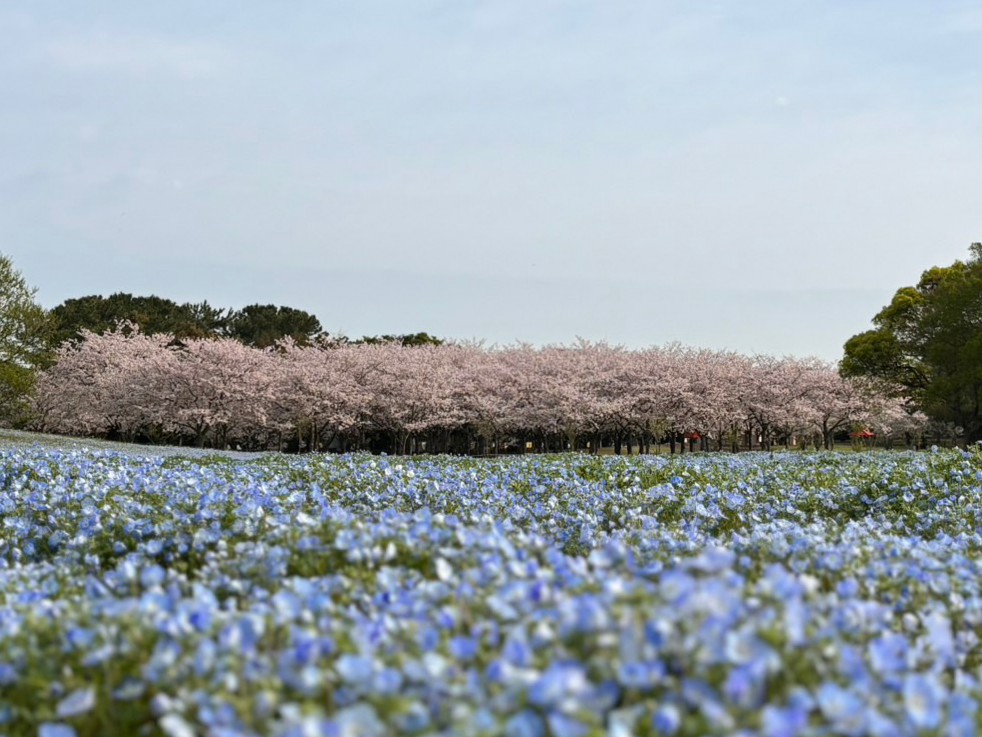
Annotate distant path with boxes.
[0,429,271,461]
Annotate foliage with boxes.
[50,294,230,344]
[49,292,451,355]
[1,447,982,735]
[51,295,329,350]
[842,243,982,441]
[225,304,323,348]
[356,332,444,347]
[0,254,53,426]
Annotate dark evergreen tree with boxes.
[51,293,227,344]
[226,304,323,348]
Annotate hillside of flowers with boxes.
[2,446,981,736]
[34,328,921,454]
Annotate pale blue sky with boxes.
[2,2,981,358]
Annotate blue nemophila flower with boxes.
[372,666,403,694]
[817,682,867,736]
[55,687,96,718]
[546,712,589,737]
[39,724,77,737]
[502,635,533,667]
[335,654,375,687]
[723,663,769,709]
[113,678,145,701]
[865,709,902,737]
[947,692,978,737]
[921,609,955,666]
[868,633,909,676]
[281,715,338,737]
[504,710,545,737]
[617,660,665,690]
[392,701,430,732]
[0,661,17,685]
[903,672,946,730]
[448,635,479,661]
[760,703,808,737]
[8,448,982,734]
[651,703,681,735]
[528,662,591,711]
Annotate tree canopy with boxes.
[842,243,982,441]
[51,293,230,344]
[225,304,323,348]
[356,332,444,347]
[49,292,451,352]
[0,254,53,425]
[50,295,331,349]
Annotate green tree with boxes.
[183,300,233,339]
[51,293,229,344]
[226,304,323,348]
[0,254,53,425]
[357,332,444,347]
[842,243,982,441]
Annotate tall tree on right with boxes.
[841,243,982,441]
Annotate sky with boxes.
[2,1,981,360]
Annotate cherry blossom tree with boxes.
[35,325,176,440]
[34,329,898,454]
[274,340,376,452]
[797,361,871,449]
[164,337,278,448]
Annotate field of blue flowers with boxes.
[1,446,981,737]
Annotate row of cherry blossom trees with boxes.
[33,327,925,454]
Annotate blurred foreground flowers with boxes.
[1,447,982,736]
